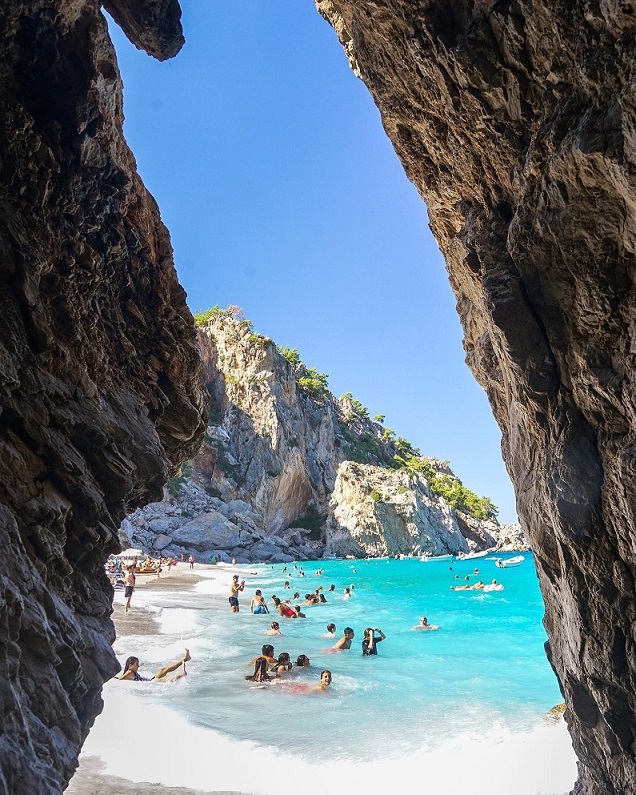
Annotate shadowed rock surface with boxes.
[0,1,205,792]
[314,1,636,793]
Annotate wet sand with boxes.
[66,563,250,795]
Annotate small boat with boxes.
[420,554,454,562]
[457,550,489,561]
[494,555,525,568]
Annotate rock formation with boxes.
[314,1,636,793]
[120,313,517,562]
[0,2,205,792]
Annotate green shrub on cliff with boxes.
[393,454,498,520]
[167,461,193,497]
[277,345,301,366]
[297,367,329,396]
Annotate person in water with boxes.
[266,621,282,635]
[251,644,277,667]
[123,565,136,613]
[250,589,269,614]
[229,575,245,613]
[412,617,440,631]
[312,670,332,691]
[323,622,336,638]
[361,627,386,655]
[333,627,355,650]
[295,654,311,668]
[273,597,296,618]
[119,649,191,682]
[245,656,272,683]
[294,605,306,618]
[271,652,293,675]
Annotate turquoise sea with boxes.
[81,554,577,795]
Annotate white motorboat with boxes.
[457,550,489,561]
[494,555,525,568]
[420,554,454,562]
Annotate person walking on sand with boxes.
[118,649,191,682]
[229,574,245,613]
[188,554,194,570]
[123,565,136,613]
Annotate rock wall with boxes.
[314,1,636,792]
[0,2,206,792]
[121,314,517,563]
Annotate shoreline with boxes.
[68,563,250,795]
[66,558,574,795]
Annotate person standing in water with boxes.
[362,627,386,655]
[123,565,136,613]
[333,627,355,650]
[250,589,269,614]
[229,574,245,613]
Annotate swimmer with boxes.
[328,584,335,592]
[266,621,282,635]
[295,654,311,668]
[294,605,306,618]
[343,587,351,599]
[250,589,269,614]
[245,656,272,683]
[323,623,336,638]
[284,581,290,589]
[318,593,327,603]
[251,644,277,666]
[412,617,440,631]
[118,649,191,682]
[312,670,332,691]
[333,627,355,650]
[274,597,296,618]
[271,652,293,675]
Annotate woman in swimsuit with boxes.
[245,656,272,683]
[270,652,293,676]
[118,649,191,682]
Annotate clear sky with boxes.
[107,1,518,524]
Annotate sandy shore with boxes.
[66,563,249,795]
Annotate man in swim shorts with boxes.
[123,565,135,613]
[229,574,245,613]
[250,589,269,614]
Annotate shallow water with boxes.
[82,555,577,794]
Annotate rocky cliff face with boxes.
[0,2,205,792]
[314,2,636,792]
[121,313,518,562]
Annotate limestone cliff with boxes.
[0,2,206,792]
[122,312,518,562]
[314,2,636,793]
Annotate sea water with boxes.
[81,554,577,794]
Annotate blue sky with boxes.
[107,1,518,524]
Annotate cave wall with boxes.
[0,1,205,792]
[314,2,636,793]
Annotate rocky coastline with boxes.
[120,313,526,564]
